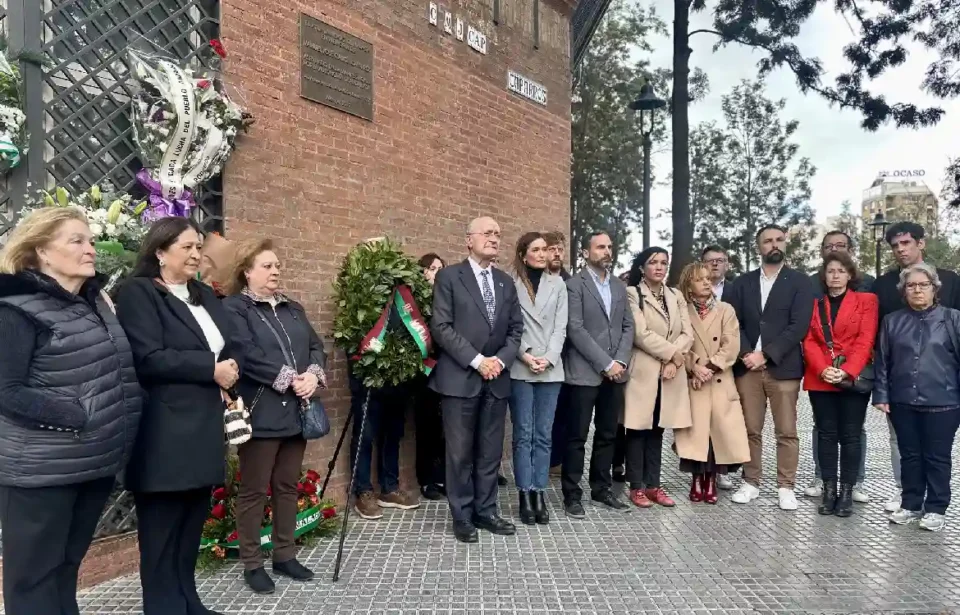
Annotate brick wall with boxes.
[220,1,573,498]
[28,0,574,590]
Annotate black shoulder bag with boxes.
[818,299,874,395]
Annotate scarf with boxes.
[691,296,716,319]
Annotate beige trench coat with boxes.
[674,302,750,464]
[623,284,693,431]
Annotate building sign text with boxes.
[428,3,487,55]
[879,169,926,178]
[299,14,374,122]
[508,71,547,106]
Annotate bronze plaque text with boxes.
[299,14,374,121]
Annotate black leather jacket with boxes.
[874,305,960,407]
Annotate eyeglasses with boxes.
[824,243,849,251]
[906,281,933,291]
[704,258,727,265]
[470,230,501,239]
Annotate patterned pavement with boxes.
[77,394,960,614]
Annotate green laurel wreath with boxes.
[331,238,433,389]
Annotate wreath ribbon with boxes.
[352,284,436,375]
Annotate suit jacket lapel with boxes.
[535,275,560,318]
[459,261,491,324]
[157,282,209,349]
[832,292,854,337]
[640,283,668,322]
[688,303,710,349]
[492,269,505,322]
[516,277,543,325]
[760,268,786,316]
[581,268,610,321]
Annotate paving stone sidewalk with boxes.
[77,395,960,614]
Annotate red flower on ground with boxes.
[310,494,319,506]
[266,485,272,497]
[209,39,227,58]
[210,503,227,520]
[305,469,320,482]
[212,487,227,501]
[197,79,211,89]
[302,481,317,496]
[322,507,336,519]
[296,482,305,494]
[227,530,238,542]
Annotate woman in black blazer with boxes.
[115,217,241,615]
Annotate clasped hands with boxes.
[741,351,767,371]
[214,359,239,390]
[292,372,321,399]
[820,366,848,386]
[478,357,503,380]
[522,353,550,375]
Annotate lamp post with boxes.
[869,211,889,280]
[629,83,666,250]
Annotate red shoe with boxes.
[629,488,653,508]
[645,487,676,507]
[689,474,704,502]
[703,473,718,504]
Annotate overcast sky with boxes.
[629,1,960,256]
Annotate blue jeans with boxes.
[889,405,960,515]
[510,380,562,491]
[349,373,405,495]
[812,425,867,482]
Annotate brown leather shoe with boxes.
[355,491,383,519]
[378,490,420,510]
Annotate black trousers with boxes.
[809,390,869,484]
[0,477,114,615]
[561,380,624,503]
[549,383,571,468]
[441,383,508,522]
[890,404,960,515]
[625,385,664,489]
[613,424,626,470]
[135,488,212,615]
[414,382,446,486]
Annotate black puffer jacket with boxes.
[0,271,143,488]
[874,305,960,407]
[223,292,327,438]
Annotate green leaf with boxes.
[55,186,69,207]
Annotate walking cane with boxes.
[316,404,354,502]
[331,388,371,582]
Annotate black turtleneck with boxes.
[527,265,544,296]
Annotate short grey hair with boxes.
[897,262,941,296]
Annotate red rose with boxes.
[305,469,320,482]
[227,530,238,542]
[209,39,227,59]
[234,470,242,482]
[296,482,305,494]
[303,481,317,496]
[210,503,227,520]
[266,485,272,497]
[310,495,319,505]
[197,79,211,89]
[322,507,336,519]
[212,487,227,501]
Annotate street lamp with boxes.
[869,211,889,279]
[629,82,666,250]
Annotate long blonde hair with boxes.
[0,207,89,274]
[226,238,275,295]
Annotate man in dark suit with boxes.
[561,231,635,518]
[702,244,736,303]
[429,216,523,543]
[728,224,813,511]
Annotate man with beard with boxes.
[561,231,635,518]
[544,231,571,281]
[728,225,813,510]
[544,232,572,476]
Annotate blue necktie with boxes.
[480,270,496,325]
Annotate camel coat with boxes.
[674,302,750,464]
[623,283,693,431]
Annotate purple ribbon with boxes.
[136,169,196,222]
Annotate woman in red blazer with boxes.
[802,251,878,518]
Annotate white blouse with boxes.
[166,283,226,360]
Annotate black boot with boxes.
[835,482,854,517]
[818,479,838,515]
[533,490,550,525]
[518,490,536,525]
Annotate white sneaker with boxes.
[889,508,922,525]
[717,474,734,490]
[884,493,902,512]
[731,483,760,504]
[852,483,870,504]
[920,513,946,532]
[778,488,798,511]
[803,479,822,498]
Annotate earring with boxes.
[159,259,165,267]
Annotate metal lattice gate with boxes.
[4,0,224,538]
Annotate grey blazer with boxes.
[510,273,568,383]
[563,268,635,386]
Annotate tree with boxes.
[690,79,816,274]
[666,0,951,282]
[571,0,666,268]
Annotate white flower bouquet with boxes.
[0,52,27,174]
[127,37,253,218]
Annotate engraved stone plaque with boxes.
[299,14,374,121]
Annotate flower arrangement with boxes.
[21,184,151,290]
[331,238,435,389]
[128,39,253,220]
[198,458,339,572]
[0,46,28,174]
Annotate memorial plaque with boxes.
[299,14,374,121]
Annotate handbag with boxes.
[222,388,255,446]
[254,307,330,440]
[817,299,874,395]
